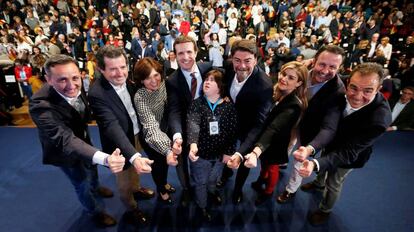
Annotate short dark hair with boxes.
[44,54,78,76]
[231,39,257,57]
[133,57,164,88]
[96,45,128,70]
[204,69,226,98]
[173,35,198,53]
[349,62,384,85]
[314,45,345,64]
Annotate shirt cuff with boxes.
[234,152,244,162]
[129,152,142,164]
[173,133,182,142]
[93,151,109,166]
[392,126,397,131]
[312,159,320,172]
[306,145,316,156]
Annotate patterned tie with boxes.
[190,72,197,100]
[72,96,85,117]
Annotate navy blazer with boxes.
[88,77,138,162]
[165,62,213,140]
[256,92,302,164]
[300,75,345,151]
[29,84,96,167]
[317,93,392,172]
[131,38,143,60]
[389,99,414,130]
[224,65,273,155]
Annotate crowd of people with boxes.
[0,0,414,229]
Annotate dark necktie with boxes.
[190,72,197,100]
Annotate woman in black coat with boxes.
[243,61,309,205]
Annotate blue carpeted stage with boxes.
[0,126,413,232]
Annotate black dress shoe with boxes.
[164,183,176,193]
[308,209,330,226]
[208,191,222,205]
[134,187,155,199]
[92,212,117,227]
[232,191,243,204]
[158,192,173,204]
[96,186,114,198]
[255,192,272,206]
[276,190,296,204]
[124,209,148,225]
[301,182,325,192]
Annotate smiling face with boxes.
[142,68,162,92]
[277,68,303,95]
[99,55,128,86]
[311,51,343,85]
[346,71,380,108]
[232,50,257,81]
[47,62,82,98]
[174,42,197,72]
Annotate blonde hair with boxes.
[273,61,309,111]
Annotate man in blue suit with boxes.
[224,39,273,204]
[165,35,212,207]
[88,46,155,225]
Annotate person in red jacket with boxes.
[14,59,33,99]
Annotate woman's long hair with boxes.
[273,61,309,111]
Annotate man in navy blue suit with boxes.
[276,45,346,204]
[298,62,392,225]
[224,39,273,204]
[165,35,213,207]
[88,45,155,225]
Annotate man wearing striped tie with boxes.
[165,35,213,207]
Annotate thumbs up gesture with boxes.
[108,148,126,173]
[298,159,314,177]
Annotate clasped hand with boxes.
[293,146,312,162]
[188,143,199,162]
[298,159,314,177]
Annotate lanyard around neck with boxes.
[205,95,221,115]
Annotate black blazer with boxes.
[256,92,302,164]
[224,65,273,155]
[389,99,414,130]
[29,84,96,167]
[88,77,138,163]
[317,93,392,172]
[165,62,213,140]
[300,75,345,151]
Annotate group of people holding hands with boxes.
[29,35,392,228]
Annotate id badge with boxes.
[209,121,219,135]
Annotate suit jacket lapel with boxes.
[178,69,193,103]
[101,77,129,114]
[236,66,259,102]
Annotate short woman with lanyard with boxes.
[187,69,238,221]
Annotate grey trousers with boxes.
[313,167,353,212]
